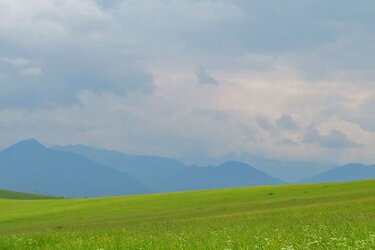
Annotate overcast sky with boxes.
[0,0,374,165]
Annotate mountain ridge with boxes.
[0,139,149,198]
[54,144,285,192]
[299,163,375,183]
[2,139,373,198]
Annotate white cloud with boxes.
[21,67,43,76]
[1,57,30,67]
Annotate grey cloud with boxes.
[193,109,228,120]
[0,28,154,108]
[236,0,374,49]
[196,66,218,85]
[1,57,30,67]
[0,0,374,164]
[96,0,122,9]
[0,1,154,109]
[0,54,154,109]
[182,1,375,81]
[278,138,298,146]
[20,66,43,76]
[1,0,374,111]
[239,125,258,142]
[256,115,277,134]
[276,114,298,131]
[362,97,375,114]
[303,126,357,148]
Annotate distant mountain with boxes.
[52,144,186,191]
[0,139,148,198]
[240,155,336,183]
[170,161,285,191]
[54,145,285,192]
[299,163,375,183]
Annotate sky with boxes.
[0,0,374,166]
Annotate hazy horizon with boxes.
[1,138,372,183]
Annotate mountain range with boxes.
[299,163,375,183]
[0,139,284,197]
[0,139,147,197]
[53,145,285,192]
[0,139,374,197]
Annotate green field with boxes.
[0,190,57,200]
[0,181,374,249]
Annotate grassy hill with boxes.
[0,180,374,249]
[0,189,58,200]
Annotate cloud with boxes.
[196,66,218,85]
[256,116,277,135]
[2,57,30,67]
[0,0,154,109]
[303,126,358,148]
[0,0,374,166]
[278,138,298,146]
[193,108,228,120]
[20,66,43,76]
[356,96,375,132]
[276,114,298,131]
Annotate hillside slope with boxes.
[0,180,374,249]
[0,189,57,200]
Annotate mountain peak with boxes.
[299,163,375,183]
[20,138,41,144]
[219,161,251,168]
[5,139,47,153]
[342,163,368,168]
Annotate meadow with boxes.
[0,190,56,200]
[0,180,374,249]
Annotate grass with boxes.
[0,189,58,200]
[0,180,374,249]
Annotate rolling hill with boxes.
[0,180,374,249]
[0,189,58,200]
[54,144,285,192]
[0,139,148,197]
[300,163,375,183]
